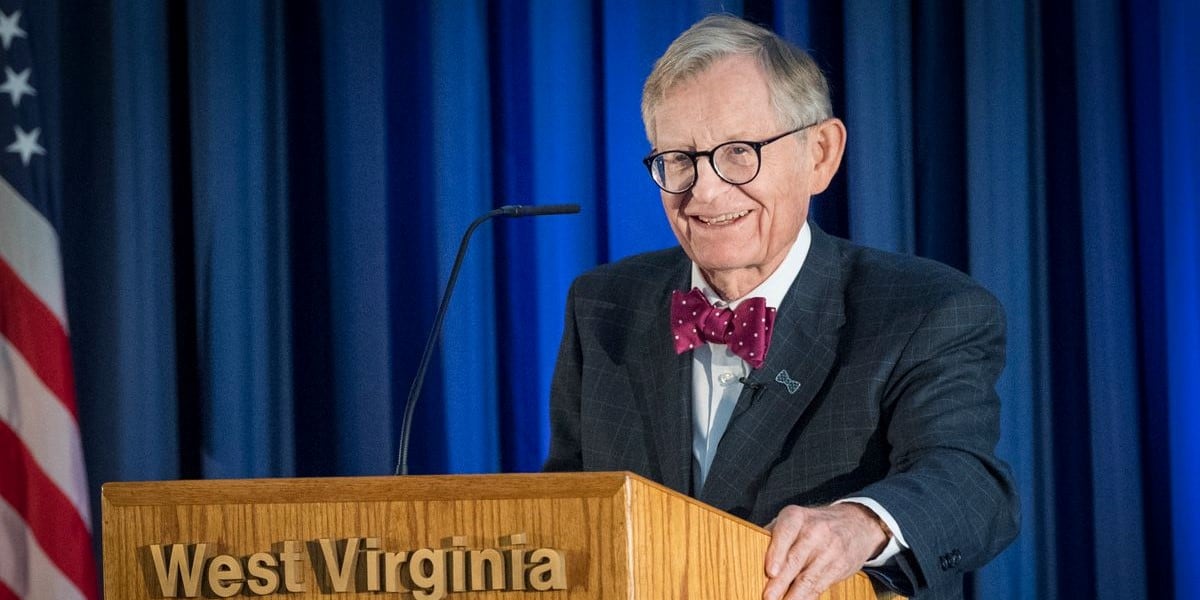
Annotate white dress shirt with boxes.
[688,223,908,566]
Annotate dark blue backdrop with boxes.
[26,1,1199,598]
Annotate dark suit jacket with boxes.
[544,223,1019,599]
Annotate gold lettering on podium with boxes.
[144,533,567,598]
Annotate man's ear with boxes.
[807,118,847,195]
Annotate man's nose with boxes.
[689,156,727,202]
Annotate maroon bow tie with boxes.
[670,288,777,369]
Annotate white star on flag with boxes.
[0,66,35,107]
[7,124,44,165]
[0,10,25,50]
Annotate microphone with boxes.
[498,204,580,217]
[394,203,581,475]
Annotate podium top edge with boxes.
[101,471,646,507]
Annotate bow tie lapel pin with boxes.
[775,369,801,394]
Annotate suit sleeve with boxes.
[542,279,583,472]
[856,284,1020,595]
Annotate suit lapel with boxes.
[699,224,847,509]
[631,258,693,496]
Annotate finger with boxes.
[780,571,825,600]
[764,506,807,577]
[763,535,817,600]
[780,548,840,600]
[764,557,816,600]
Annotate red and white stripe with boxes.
[0,178,98,600]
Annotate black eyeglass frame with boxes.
[641,120,822,194]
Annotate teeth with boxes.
[698,210,749,225]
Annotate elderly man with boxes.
[543,14,1018,600]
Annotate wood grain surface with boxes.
[102,472,899,600]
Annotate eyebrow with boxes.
[654,132,767,151]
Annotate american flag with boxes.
[0,4,100,600]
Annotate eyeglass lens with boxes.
[650,141,760,193]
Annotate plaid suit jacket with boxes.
[544,223,1019,599]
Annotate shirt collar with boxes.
[689,221,813,309]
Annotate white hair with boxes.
[641,14,833,142]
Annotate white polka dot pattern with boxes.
[669,288,777,368]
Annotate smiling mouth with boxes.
[695,210,750,225]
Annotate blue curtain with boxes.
[29,0,1198,598]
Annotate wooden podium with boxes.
[102,472,897,599]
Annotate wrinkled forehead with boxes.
[651,56,781,148]
[646,54,796,144]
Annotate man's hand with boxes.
[762,503,888,600]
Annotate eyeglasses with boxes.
[642,121,820,194]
